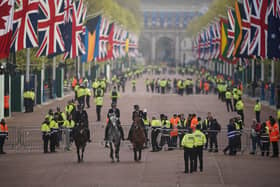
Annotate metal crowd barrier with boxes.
[4,124,251,153]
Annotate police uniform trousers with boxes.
[151,128,160,151]
[237,110,244,122]
[261,142,270,156]
[50,132,56,152]
[86,95,90,108]
[255,111,260,123]
[184,147,194,173]
[223,137,236,155]
[226,99,233,112]
[96,105,102,121]
[272,142,279,157]
[42,134,49,153]
[194,146,203,172]
[78,96,85,106]
[209,133,218,152]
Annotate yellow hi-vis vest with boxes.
[254,103,261,112]
[181,133,195,148]
[193,130,206,146]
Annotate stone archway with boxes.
[155,36,175,63]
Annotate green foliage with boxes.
[186,0,235,36]
[85,0,141,33]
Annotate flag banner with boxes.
[220,18,229,61]
[37,0,65,57]
[227,8,236,59]
[239,0,251,57]
[249,0,269,58]
[0,0,14,59]
[82,15,101,63]
[11,0,39,52]
[267,0,280,59]
[233,0,243,56]
[215,21,221,59]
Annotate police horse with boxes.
[130,113,146,162]
[107,113,122,162]
[73,122,89,163]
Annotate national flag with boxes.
[106,23,114,60]
[97,17,110,62]
[82,15,101,63]
[209,24,216,59]
[239,0,251,57]
[233,0,243,56]
[267,0,280,59]
[220,18,229,60]
[10,0,39,52]
[215,21,221,59]
[0,0,14,59]
[65,0,86,59]
[36,0,65,57]
[227,8,236,58]
[249,0,269,58]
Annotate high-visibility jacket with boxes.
[92,81,99,89]
[204,82,209,91]
[131,80,136,86]
[162,120,171,128]
[77,87,86,98]
[225,91,232,99]
[159,80,167,87]
[193,130,206,146]
[63,120,75,129]
[170,117,179,126]
[190,117,198,130]
[65,104,74,116]
[145,79,150,85]
[181,133,195,148]
[143,118,150,126]
[49,120,59,133]
[4,95,9,109]
[85,88,91,96]
[269,123,279,142]
[151,120,161,127]
[41,123,50,134]
[95,97,103,106]
[277,109,280,120]
[236,100,244,111]
[0,123,8,137]
[72,78,77,88]
[254,103,261,112]
[110,90,119,99]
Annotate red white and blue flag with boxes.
[36,0,65,57]
[227,8,236,59]
[249,0,269,58]
[0,0,14,59]
[239,0,251,57]
[10,0,39,52]
[63,0,86,59]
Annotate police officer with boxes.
[77,84,86,106]
[75,105,91,142]
[95,86,104,122]
[193,124,206,172]
[49,115,59,152]
[236,97,244,122]
[104,102,124,142]
[181,128,195,174]
[110,86,119,104]
[63,115,75,151]
[234,116,243,152]
[151,116,162,152]
[142,109,150,147]
[223,118,237,155]
[225,88,233,112]
[65,100,76,119]
[0,119,8,154]
[41,117,50,153]
[131,78,136,92]
[85,86,91,108]
[254,99,262,123]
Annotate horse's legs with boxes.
[115,144,120,162]
[110,143,114,162]
[81,146,85,162]
[77,147,80,163]
[133,148,137,161]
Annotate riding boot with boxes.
[87,129,91,142]
[104,125,109,141]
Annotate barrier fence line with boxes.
[5,124,252,153]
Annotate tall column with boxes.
[175,35,180,63]
[151,35,156,63]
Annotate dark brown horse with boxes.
[130,114,146,162]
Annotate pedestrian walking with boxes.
[193,124,206,172]
[223,118,237,155]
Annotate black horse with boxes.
[107,113,122,163]
[130,114,146,162]
[73,123,89,163]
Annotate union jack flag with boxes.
[36,0,65,57]
[215,21,221,59]
[239,0,251,57]
[249,0,269,58]
[227,8,235,59]
[97,17,110,61]
[10,0,39,52]
[64,0,86,59]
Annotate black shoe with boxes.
[214,150,218,153]
[184,171,188,174]
[88,139,92,143]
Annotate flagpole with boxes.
[26,48,30,89]
[52,56,56,98]
[88,61,91,80]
